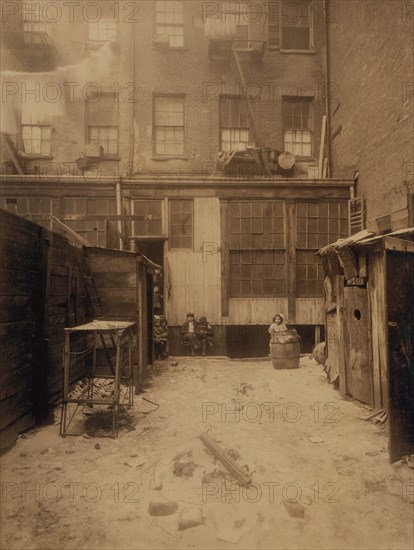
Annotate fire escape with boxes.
[1,17,59,175]
[205,17,294,177]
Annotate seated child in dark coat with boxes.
[195,316,215,356]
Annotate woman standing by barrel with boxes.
[268,313,301,369]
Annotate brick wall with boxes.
[1,0,328,178]
[327,0,414,227]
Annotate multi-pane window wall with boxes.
[296,202,348,297]
[229,201,286,297]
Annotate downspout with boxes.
[323,0,331,178]
[128,17,136,172]
[116,178,123,250]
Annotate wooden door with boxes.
[343,286,373,405]
[387,250,414,462]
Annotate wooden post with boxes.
[285,201,296,322]
[136,262,144,390]
[315,325,321,346]
[336,275,347,396]
[318,115,327,178]
[220,200,230,317]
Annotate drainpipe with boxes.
[116,178,123,250]
[323,0,331,178]
[128,14,136,173]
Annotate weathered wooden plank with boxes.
[336,276,347,396]
[0,412,36,451]
[295,299,325,325]
[220,200,230,318]
[227,298,288,325]
[285,201,296,322]
[93,272,136,288]
[368,253,386,409]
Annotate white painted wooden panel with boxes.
[227,298,289,324]
[166,198,221,325]
[296,298,324,324]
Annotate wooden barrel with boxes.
[270,330,301,370]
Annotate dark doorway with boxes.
[387,250,414,462]
[136,239,165,315]
[146,273,154,366]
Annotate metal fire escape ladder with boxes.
[232,48,271,177]
[1,134,24,174]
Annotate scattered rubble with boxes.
[148,499,179,517]
[283,500,305,519]
[178,506,204,530]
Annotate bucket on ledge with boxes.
[270,330,301,370]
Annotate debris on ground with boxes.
[148,499,179,517]
[308,436,325,444]
[178,506,204,530]
[199,432,252,487]
[235,383,254,396]
[216,526,245,544]
[283,500,305,519]
[311,342,327,365]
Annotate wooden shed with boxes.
[0,209,155,449]
[85,247,158,385]
[318,228,414,462]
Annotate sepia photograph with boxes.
[0,0,413,548]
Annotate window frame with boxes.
[133,200,164,237]
[154,0,185,48]
[228,200,287,298]
[269,0,314,53]
[85,93,119,157]
[282,96,313,159]
[219,94,251,152]
[21,124,52,157]
[168,198,193,250]
[153,94,185,158]
[88,18,117,43]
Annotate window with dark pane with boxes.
[283,97,312,157]
[87,93,119,155]
[281,0,311,50]
[154,96,184,156]
[168,199,193,249]
[229,201,286,297]
[155,0,184,47]
[134,200,163,236]
[219,95,250,151]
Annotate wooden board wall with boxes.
[0,209,89,449]
[166,197,221,325]
[368,252,388,410]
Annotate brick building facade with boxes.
[327,0,414,230]
[0,0,355,355]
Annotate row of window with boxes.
[2,196,345,297]
[135,199,347,297]
[22,95,313,158]
[23,0,313,52]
